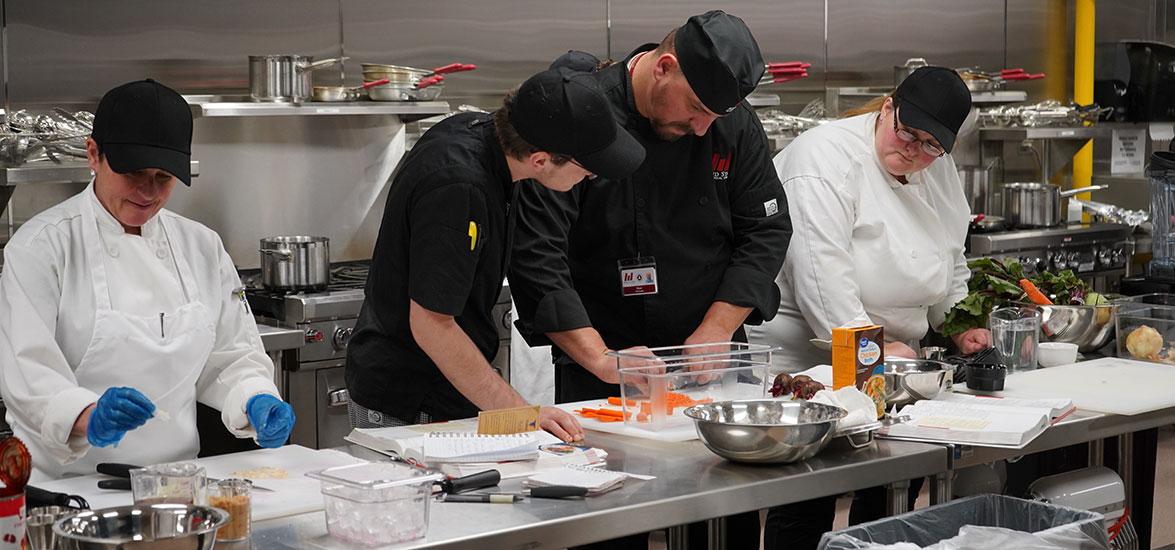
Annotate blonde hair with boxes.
[840,94,892,118]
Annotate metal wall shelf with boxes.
[0,161,201,186]
[184,95,449,122]
[980,126,1107,140]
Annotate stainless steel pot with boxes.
[259,236,330,290]
[249,55,347,103]
[893,57,928,86]
[1002,183,1108,228]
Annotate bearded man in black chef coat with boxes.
[509,11,791,550]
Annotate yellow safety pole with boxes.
[1074,0,1095,209]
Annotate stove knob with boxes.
[1096,248,1112,267]
[328,388,350,408]
[305,328,324,343]
[1051,253,1067,270]
[1067,252,1082,271]
[332,327,353,351]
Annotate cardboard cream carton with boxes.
[832,325,887,417]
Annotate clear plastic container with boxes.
[129,462,206,506]
[612,343,774,432]
[1114,295,1175,363]
[1147,151,1175,281]
[306,461,443,546]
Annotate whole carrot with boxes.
[1019,279,1053,305]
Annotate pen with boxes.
[443,493,521,504]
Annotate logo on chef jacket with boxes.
[711,152,732,182]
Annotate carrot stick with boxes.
[1019,279,1053,305]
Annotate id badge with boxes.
[618,256,658,296]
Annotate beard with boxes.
[648,86,692,141]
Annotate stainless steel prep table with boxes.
[239,434,948,549]
[927,405,1175,510]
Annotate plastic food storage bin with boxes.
[1113,294,1175,363]
[306,461,444,546]
[612,343,775,432]
[818,494,1109,550]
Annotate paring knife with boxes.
[96,462,276,493]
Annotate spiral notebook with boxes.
[420,432,541,463]
[523,464,627,495]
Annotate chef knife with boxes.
[96,462,275,493]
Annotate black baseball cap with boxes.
[675,10,765,115]
[91,79,193,185]
[894,67,972,154]
[510,67,645,180]
[549,50,602,73]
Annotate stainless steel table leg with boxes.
[707,517,726,550]
[1088,437,1104,467]
[1118,432,1134,512]
[886,478,912,515]
[930,471,953,505]
[666,525,689,550]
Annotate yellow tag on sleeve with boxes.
[468,221,478,251]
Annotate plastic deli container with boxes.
[612,343,775,432]
[307,461,444,546]
[1114,294,1175,364]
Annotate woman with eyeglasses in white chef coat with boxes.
[752,67,993,550]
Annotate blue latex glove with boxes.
[87,387,156,447]
[246,394,295,448]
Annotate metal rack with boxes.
[184,95,450,123]
[0,161,201,186]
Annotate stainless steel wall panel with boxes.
[5,0,339,108]
[340,0,607,109]
[826,0,1005,90]
[608,0,826,113]
[1004,0,1060,102]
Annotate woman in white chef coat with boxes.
[749,66,991,371]
[0,79,295,480]
[754,67,992,550]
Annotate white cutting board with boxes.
[555,399,698,442]
[995,357,1175,415]
[34,445,365,520]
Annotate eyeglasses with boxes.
[892,108,946,158]
[569,158,598,180]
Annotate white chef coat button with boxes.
[910,250,917,258]
[108,247,119,258]
[155,248,168,259]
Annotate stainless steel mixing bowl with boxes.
[683,400,846,464]
[882,359,955,410]
[53,504,229,550]
[1032,302,1117,353]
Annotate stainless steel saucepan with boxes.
[259,236,330,291]
[1002,183,1108,228]
[249,55,348,103]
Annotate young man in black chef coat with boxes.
[510,10,791,549]
[344,68,644,442]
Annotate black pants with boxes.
[557,363,762,550]
[762,479,924,550]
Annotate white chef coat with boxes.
[0,183,280,478]
[746,113,971,370]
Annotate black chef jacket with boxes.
[346,112,512,422]
[509,46,792,403]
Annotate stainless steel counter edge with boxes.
[257,322,306,352]
[244,438,948,549]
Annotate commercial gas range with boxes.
[967,223,1135,292]
[244,262,513,450]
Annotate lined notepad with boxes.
[524,464,627,495]
[421,432,540,463]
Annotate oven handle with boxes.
[328,388,350,408]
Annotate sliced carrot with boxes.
[607,397,638,407]
[1019,279,1053,305]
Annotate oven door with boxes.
[284,357,350,449]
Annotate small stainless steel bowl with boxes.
[54,503,228,550]
[882,359,955,410]
[683,400,846,464]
